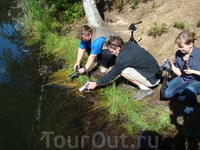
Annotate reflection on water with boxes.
[0,1,95,150]
[0,0,23,83]
[0,1,141,150]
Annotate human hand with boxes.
[78,68,85,74]
[74,63,80,70]
[87,81,97,90]
[184,69,194,74]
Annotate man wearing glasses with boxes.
[87,36,161,100]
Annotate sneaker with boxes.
[100,66,108,73]
[127,85,136,89]
[178,95,186,101]
[132,89,153,100]
[184,106,194,114]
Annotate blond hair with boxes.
[175,30,197,45]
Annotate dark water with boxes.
[0,1,87,150]
[0,1,110,150]
[0,1,152,150]
[0,1,21,83]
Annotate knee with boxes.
[185,86,195,92]
[185,86,198,96]
[164,89,173,99]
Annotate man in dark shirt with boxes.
[87,36,161,100]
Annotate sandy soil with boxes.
[103,0,200,64]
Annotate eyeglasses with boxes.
[110,44,119,47]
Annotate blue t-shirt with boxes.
[79,37,105,55]
[175,46,200,84]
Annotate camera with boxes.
[79,80,91,92]
[160,59,172,72]
[79,81,90,92]
[68,66,79,80]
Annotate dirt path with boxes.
[103,0,200,65]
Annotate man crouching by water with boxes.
[87,36,161,100]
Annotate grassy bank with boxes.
[18,0,176,136]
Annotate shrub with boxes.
[47,0,85,23]
[173,21,186,30]
[129,0,142,8]
[115,0,124,11]
[148,22,169,37]
[129,0,153,9]
[197,19,200,27]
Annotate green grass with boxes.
[197,19,200,27]
[173,21,186,30]
[18,0,177,137]
[97,83,176,135]
[129,0,142,9]
[115,0,124,11]
[148,22,169,37]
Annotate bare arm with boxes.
[74,48,85,70]
[85,54,97,69]
[78,54,97,74]
[184,69,200,76]
[171,63,182,76]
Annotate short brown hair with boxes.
[105,36,125,50]
[78,25,93,40]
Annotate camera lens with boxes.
[69,71,79,79]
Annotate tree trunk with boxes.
[82,0,104,27]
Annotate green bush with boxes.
[197,19,200,27]
[129,0,142,8]
[115,0,124,11]
[114,0,153,10]
[148,22,169,37]
[46,0,85,23]
[129,0,153,9]
[60,2,85,23]
[173,21,186,30]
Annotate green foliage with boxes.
[197,19,200,27]
[23,0,51,22]
[97,83,175,135]
[18,0,83,79]
[60,2,85,22]
[148,21,169,37]
[129,0,142,9]
[18,0,177,137]
[115,0,124,11]
[151,0,157,8]
[114,0,153,10]
[129,0,154,9]
[20,0,61,35]
[173,21,186,30]
[43,32,79,63]
[45,0,85,23]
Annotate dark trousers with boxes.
[86,48,116,68]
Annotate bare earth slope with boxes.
[104,0,200,64]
